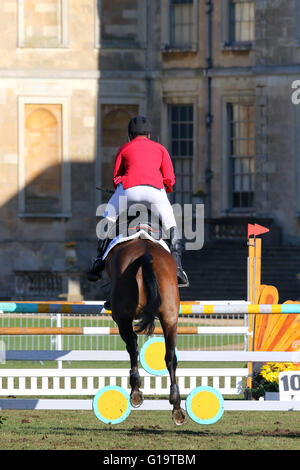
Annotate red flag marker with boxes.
[247,224,255,239]
[247,224,269,239]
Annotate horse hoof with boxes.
[172,408,187,426]
[130,390,144,408]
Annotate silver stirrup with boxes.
[178,271,189,288]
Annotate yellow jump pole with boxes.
[247,236,262,390]
[247,238,254,389]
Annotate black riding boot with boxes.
[86,238,107,282]
[169,227,189,287]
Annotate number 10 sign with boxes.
[279,371,300,400]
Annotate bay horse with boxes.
[105,237,186,426]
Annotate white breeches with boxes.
[103,184,177,231]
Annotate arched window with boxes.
[24,105,62,213]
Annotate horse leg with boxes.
[163,322,186,426]
[116,318,144,408]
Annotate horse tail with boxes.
[135,252,161,336]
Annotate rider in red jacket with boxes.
[87,116,188,287]
[112,136,175,194]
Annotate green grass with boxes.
[1,409,300,450]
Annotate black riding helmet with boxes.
[128,115,152,137]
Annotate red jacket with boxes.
[113,136,175,193]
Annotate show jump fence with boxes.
[2,227,299,412]
[0,299,250,353]
[0,299,251,410]
[1,349,300,411]
[1,301,300,411]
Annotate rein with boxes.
[96,186,114,195]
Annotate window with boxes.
[18,0,69,48]
[95,0,147,48]
[228,103,254,209]
[170,0,194,48]
[230,0,254,44]
[95,0,147,47]
[18,97,71,217]
[24,104,62,213]
[101,0,137,42]
[169,105,194,205]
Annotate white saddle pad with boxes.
[102,229,170,260]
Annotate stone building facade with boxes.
[0,0,299,300]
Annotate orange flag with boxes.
[247,223,269,239]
